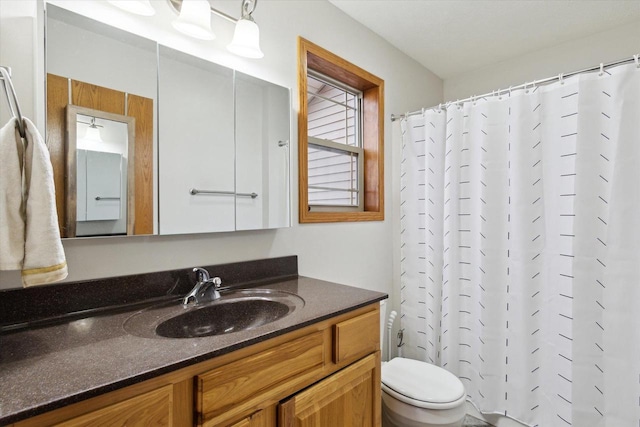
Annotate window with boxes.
[307,72,363,208]
[298,37,384,223]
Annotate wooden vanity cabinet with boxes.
[10,303,381,427]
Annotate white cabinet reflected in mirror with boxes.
[66,106,135,237]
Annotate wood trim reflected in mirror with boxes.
[127,96,154,235]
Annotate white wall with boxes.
[0,0,443,306]
[444,20,640,101]
[0,1,43,130]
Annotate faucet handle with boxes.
[193,267,211,282]
[211,277,222,287]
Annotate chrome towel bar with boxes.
[189,188,258,199]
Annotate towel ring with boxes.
[0,66,26,139]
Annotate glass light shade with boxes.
[227,18,264,59]
[172,0,215,41]
[84,126,103,142]
[108,0,155,16]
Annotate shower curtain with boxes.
[400,62,640,426]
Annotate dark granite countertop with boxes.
[0,275,386,425]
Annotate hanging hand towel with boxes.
[0,118,26,270]
[20,118,67,286]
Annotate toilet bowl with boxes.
[379,303,466,427]
[381,357,466,427]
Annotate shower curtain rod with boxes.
[391,53,640,122]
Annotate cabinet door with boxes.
[279,352,381,427]
[158,45,235,235]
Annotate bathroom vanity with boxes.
[0,257,386,426]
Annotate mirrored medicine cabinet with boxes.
[45,4,291,239]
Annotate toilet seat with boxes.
[381,358,466,410]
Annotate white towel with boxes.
[0,117,67,286]
[0,118,25,270]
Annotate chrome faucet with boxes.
[183,267,222,305]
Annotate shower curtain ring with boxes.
[599,63,604,76]
[421,107,426,117]
[559,73,564,85]
[634,54,639,68]
[508,86,513,96]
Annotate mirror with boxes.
[158,45,235,235]
[46,4,157,238]
[65,106,135,237]
[45,4,290,238]
[235,72,290,231]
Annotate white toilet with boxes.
[380,303,467,427]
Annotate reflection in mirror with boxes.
[46,4,157,238]
[158,45,235,235]
[235,72,291,231]
[66,107,135,237]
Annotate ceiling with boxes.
[327,0,640,79]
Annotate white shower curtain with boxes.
[400,62,640,426]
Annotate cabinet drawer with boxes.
[333,309,379,364]
[196,331,324,426]
[54,385,173,427]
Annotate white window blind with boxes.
[307,73,363,207]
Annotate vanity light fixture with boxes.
[167,0,263,59]
[107,0,156,16]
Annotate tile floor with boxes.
[463,415,494,426]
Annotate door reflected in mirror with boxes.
[66,106,135,238]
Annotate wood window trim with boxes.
[298,37,384,223]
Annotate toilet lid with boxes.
[381,358,465,408]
